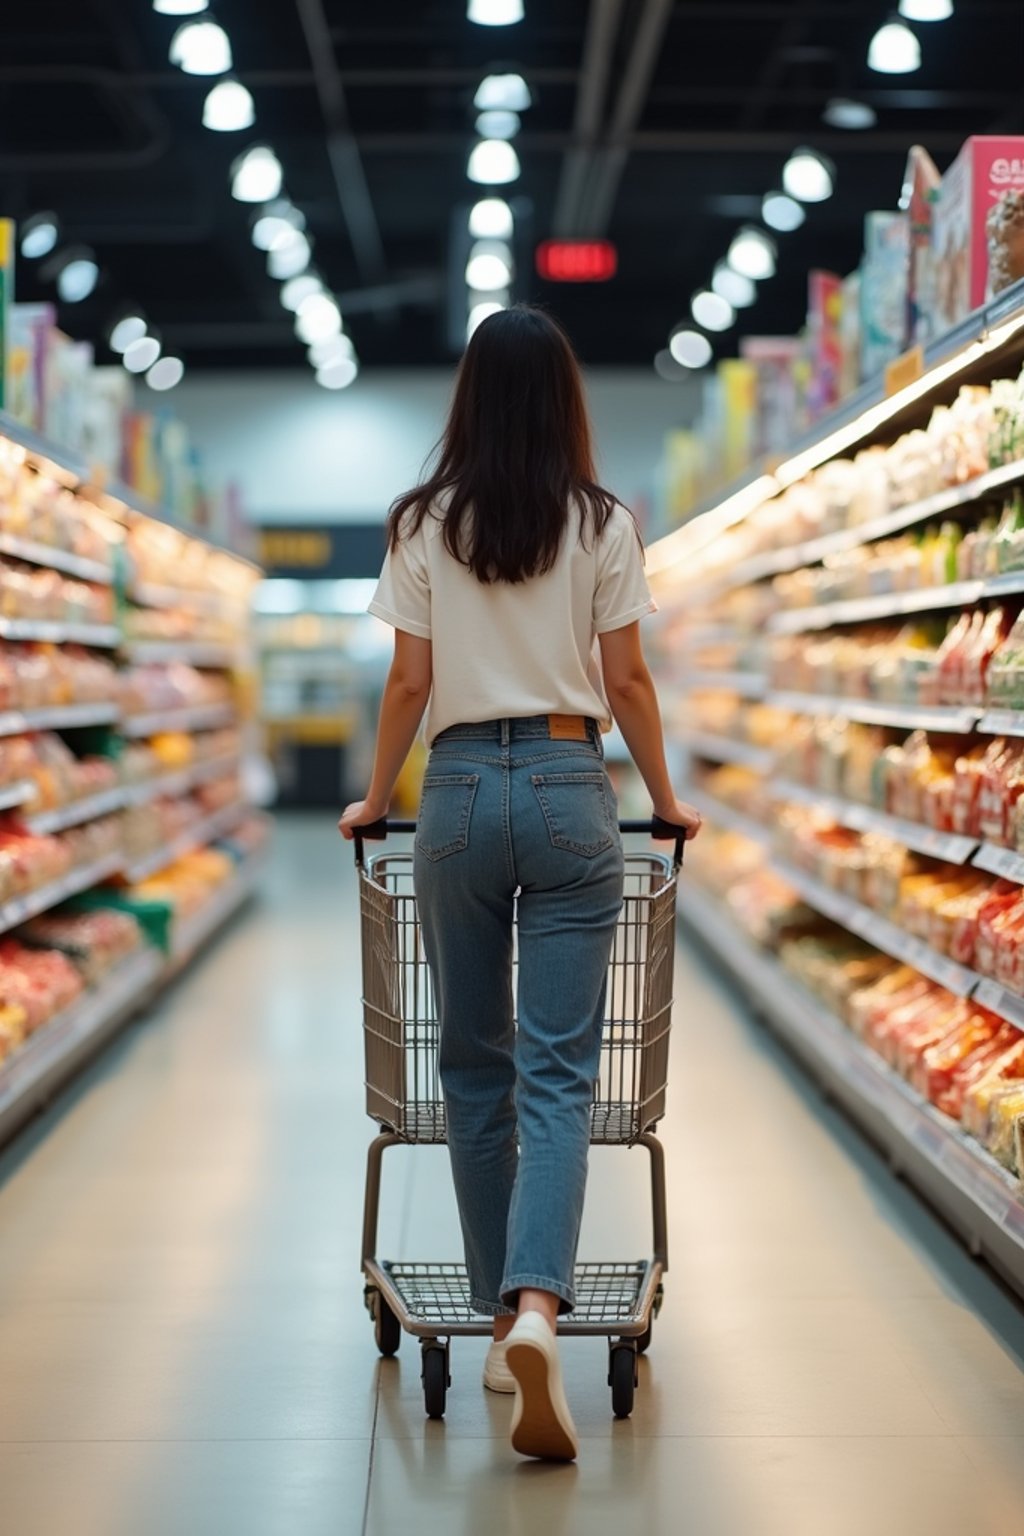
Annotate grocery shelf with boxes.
[772,779,980,864]
[681,887,1024,1301]
[122,753,241,807]
[123,640,240,669]
[679,670,767,699]
[772,856,980,997]
[121,704,237,738]
[686,788,774,848]
[130,582,231,616]
[768,579,987,634]
[0,617,120,648]
[122,802,248,884]
[978,709,1024,738]
[767,691,981,733]
[0,407,88,483]
[0,531,114,585]
[0,702,120,737]
[0,780,34,813]
[677,730,774,773]
[972,843,1024,884]
[169,843,266,964]
[21,785,126,836]
[0,851,122,939]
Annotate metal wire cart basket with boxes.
[354,817,683,1421]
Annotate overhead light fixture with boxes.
[467,299,506,339]
[146,356,185,391]
[468,139,520,185]
[54,247,100,303]
[231,145,283,203]
[169,19,232,75]
[20,212,60,260]
[267,231,312,280]
[474,73,531,112]
[782,148,834,203]
[469,198,514,239]
[712,262,756,309]
[154,0,208,12]
[308,332,355,367]
[691,289,734,332]
[123,336,162,374]
[727,226,777,281]
[899,0,952,18]
[252,201,304,251]
[475,110,520,140]
[202,79,255,131]
[823,96,877,130]
[868,17,921,72]
[295,293,342,344]
[465,240,513,292]
[108,312,148,353]
[317,355,359,390]
[468,0,524,24]
[281,272,323,312]
[762,190,806,231]
[668,329,713,370]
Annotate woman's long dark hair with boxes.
[387,305,626,584]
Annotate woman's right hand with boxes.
[653,797,703,840]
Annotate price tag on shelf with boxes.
[978,709,1024,738]
[885,345,925,397]
[973,844,1024,883]
[973,978,1024,1028]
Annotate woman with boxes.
[340,306,701,1462]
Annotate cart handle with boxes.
[353,815,686,869]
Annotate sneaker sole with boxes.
[506,1339,578,1461]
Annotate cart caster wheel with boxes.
[609,1342,637,1419]
[422,1341,449,1419]
[369,1290,401,1357]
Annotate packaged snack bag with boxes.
[915,1010,1007,1116]
[962,1036,1024,1140]
[988,1085,1024,1167]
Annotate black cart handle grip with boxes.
[353,815,686,868]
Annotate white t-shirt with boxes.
[368,503,656,744]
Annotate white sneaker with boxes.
[505,1311,578,1462]
[483,1338,516,1394]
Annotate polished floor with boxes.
[0,814,1023,1535]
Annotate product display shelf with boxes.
[21,786,127,837]
[0,531,113,586]
[978,709,1024,738]
[0,618,120,648]
[766,691,981,733]
[121,802,248,885]
[123,640,241,669]
[677,730,774,773]
[168,841,267,966]
[679,670,767,699]
[0,851,123,940]
[121,704,237,739]
[129,581,234,617]
[767,578,1013,636]
[122,754,241,808]
[686,787,775,849]
[0,780,33,814]
[771,779,980,864]
[0,703,120,737]
[680,886,1024,1300]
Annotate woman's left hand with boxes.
[338,798,389,840]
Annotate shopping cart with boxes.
[353,816,684,1421]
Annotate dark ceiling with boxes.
[3,0,1023,372]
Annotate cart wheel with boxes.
[422,1341,449,1419]
[371,1291,401,1357]
[609,1342,637,1419]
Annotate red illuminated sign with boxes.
[535,240,618,283]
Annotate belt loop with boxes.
[500,718,510,747]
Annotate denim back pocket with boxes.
[416,774,480,861]
[531,772,616,858]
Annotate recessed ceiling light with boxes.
[124,336,162,373]
[169,19,232,75]
[467,0,524,24]
[727,226,777,280]
[782,148,834,203]
[202,79,255,131]
[154,0,208,12]
[231,146,283,203]
[868,18,921,72]
[474,74,531,112]
[899,0,952,18]
[468,139,520,185]
[465,240,513,291]
[822,97,877,130]
[146,357,185,391]
[762,191,806,231]
[469,198,514,239]
[712,263,756,308]
[691,290,734,332]
[55,248,100,303]
[20,212,59,259]
[295,294,342,344]
[668,330,713,369]
[108,312,148,353]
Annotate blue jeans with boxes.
[414,716,624,1316]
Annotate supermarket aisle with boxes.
[0,815,1023,1536]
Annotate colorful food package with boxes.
[894,995,970,1077]
[987,1086,1024,1168]
[962,1036,1024,1141]
[933,135,1024,331]
[904,145,942,345]
[806,271,843,420]
[839,271,862,399]
[847,964,921,1039]
[860,212,910,381]
[951,880,1018,970]
[913,1009,1011,1117]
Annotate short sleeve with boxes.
[593,508,657,634]
[368,526,432,639]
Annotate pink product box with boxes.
[933,136,1024,333]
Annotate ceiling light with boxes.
[146,357,185,391]
[317,356,359,390]
[475,110,520,140]
[202,79,255,131]
[899,0,952,18]
[252,202,304,251]
[782,148,834,203]
[468,0,524,24]
[267,231,312,280]
[281,273,323,312]
[762,191,806,231]
[468,139,520,185]
[154,0,208,12]
[668,330,713,369]
[108,312,147,353]
[295,294,342,344]
[123,336,162,373]
[465,240,513,291]
[469,198,514,239]
[467,299,506,338]
[823,96,877,129]
[712,262,756,308]
[868,18,921,72]
[55,249,100,303]
[20,212,59,259]
[308,333,355,367]
[169,20,232,75]
[231,145,283,203]
[691,290,734,332]
[727,226,777,280]
[474,74,531,112]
